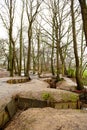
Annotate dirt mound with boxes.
[56,77,76,91]
[5,107,87,130]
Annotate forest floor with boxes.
[0,69,87,130]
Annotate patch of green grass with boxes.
[62,93,79,102]
[42,92,54,102]
[82,70,87,78]
[82,70,87,85]
[67,68,75,78]
[69,94,79,102]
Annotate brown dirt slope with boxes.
[5,107,87,130]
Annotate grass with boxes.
[62,93,79,102]
[82,70,87,86]
[42,92,54,102]
[67,68,75,78]
[67,69,87,86]
[82,70,87,78]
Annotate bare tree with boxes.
[19,0,24,76]
[25,0,42,77]
[71,0,83,90]
[0,0,16,76]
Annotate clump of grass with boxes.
[42,92,54,102]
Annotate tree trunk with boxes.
[37,30,40,77]
[78,0,87,46]
[80,28,84,78]
[55,17,60,80]
[51,16,55,75]
[26,25,32,77]
[19,1,24,76]
[9,0,13,76]
[32,44,35,74]
[71,0,83,90]
[23,43,26,76]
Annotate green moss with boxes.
[3,111,9,125]
[42,93,54,102]
[62,93,79,102]
[0,111,9,127]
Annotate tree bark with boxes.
[26,24,32,77]
[71,0,83,90]
[32,43,35,74]
[78,0,87,46]
[51,16,55,75]
[37,29,40,77]
[19,1,24,76]
[9,0,13,76]
[25,0,41,78]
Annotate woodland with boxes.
[0,0,87,90]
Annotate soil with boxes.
[0,69,9,78]
[0,72,87,130]
[56,77,77,91]
[4,107,87,130]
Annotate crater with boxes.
[7,77,31,84]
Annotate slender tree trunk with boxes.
[15,56,19,74]
[56,43,60,80]
[55,18,60,80]
[19,31,22,76]
[58,23,67,75]
[12,40,15,75]
[25,0,41,78]
[26,25,32,78]
[7,58,10,71]
[80,28,84,78]
[19,1,24,76]
[51,16,55,75]
[23,45,26,76]
[9,0,13,76]
[32,44,35,74]
[71,0,83,90]
[59,47,67,76]
[14,58,17,74]
[78,0,87,46]
[41,47,45,73]
[37,30,40,77]
[42,46,46,72]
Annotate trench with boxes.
[1,97,52,129]
[0,95,81,129]
[45,78,87,110]
[0,77,83,129]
